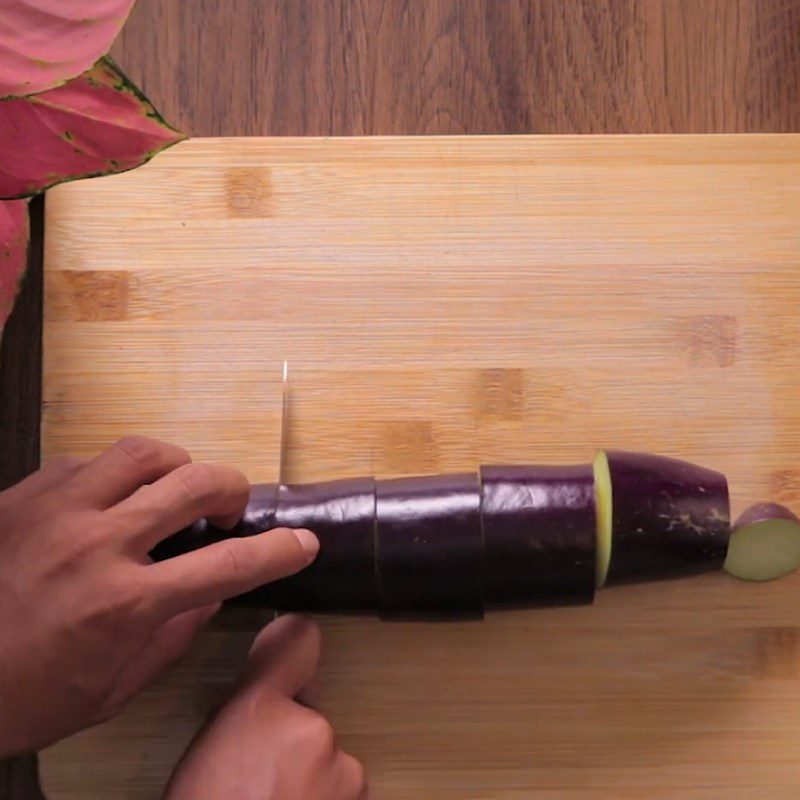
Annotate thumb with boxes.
[242,614,321,698]
[107,603,220,710]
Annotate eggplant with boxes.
[603,451,730,586]
[724,503,800,582]
[480,464,596,608]
[250,477,377,611]
[375,473,483,620]
[152,451,746,618]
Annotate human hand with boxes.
[0,437,319,756]
[164,615,367,800]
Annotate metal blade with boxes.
[278,359,290,485]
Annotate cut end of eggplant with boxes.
[593,450,613,588]
[724,503,800,582]
[604,451,730,585]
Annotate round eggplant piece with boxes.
[480,464,596,609]
[604,451,730,586]
[724,503,800,582]
[254,477,378,611]
[376,473,483,620]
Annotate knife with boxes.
[278,359,290,486]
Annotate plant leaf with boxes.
[0,198,29,329]
[0,0,136,98]
[0,57,185,200]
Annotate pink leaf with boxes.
[0,198,29,329]
[0,0,136,98]
[0,57,185,199]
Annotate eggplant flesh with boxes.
[604,451,730,586]
[376,473,483,620]
[724,503,800,582]
[480,465,596,608]
[593,451,613,588]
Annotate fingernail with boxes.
[293,528,320,561]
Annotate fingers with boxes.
[110,461,251,552]
[148,528,319,616]
[74,436,191,508]
[2,455,87,503]
[103,603,220,714]
[244,615,322,698]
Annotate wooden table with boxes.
[2,1,799,797]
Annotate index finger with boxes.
[110,461,251,552]
[147,526,320,616]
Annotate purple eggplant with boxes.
[724,502,800,582]
[480,464,596,608]
[255,477,378,610]
[152,451,742,616]
[604,451,730,585]
[375,473,483,620]
[152,479,377,611]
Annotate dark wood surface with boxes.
[113,0,800,136]
[1,0,798,795]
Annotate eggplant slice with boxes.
[604,451,730,585]
[376,473,483,620]
[480,464,596,608]
[724,503,800,582]
[262,477,378,611]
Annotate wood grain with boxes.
[40,134,800,799]
[113,0,800,136]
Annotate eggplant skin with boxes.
[480,464,596,609]
[605,451,730,586]
[154,480,378,612]
[376,473,483,620]
[735,502,799,528]
[255,478,377,611]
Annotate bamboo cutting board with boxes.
[41,135,799,799]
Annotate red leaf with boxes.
[0,198,29,329]
[0,57,185,199]
[0,0,136,98]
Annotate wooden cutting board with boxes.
[41,135,800,799]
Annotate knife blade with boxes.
[278,359,290,486]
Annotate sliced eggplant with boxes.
[153,479,377,612]
[254,477,378,611]
[604,450,730,585]
[375,473,483,620]
[724,503,800,582]
[480,464,596,608]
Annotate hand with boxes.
[0,436,319,756]
[165,615,367,800]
